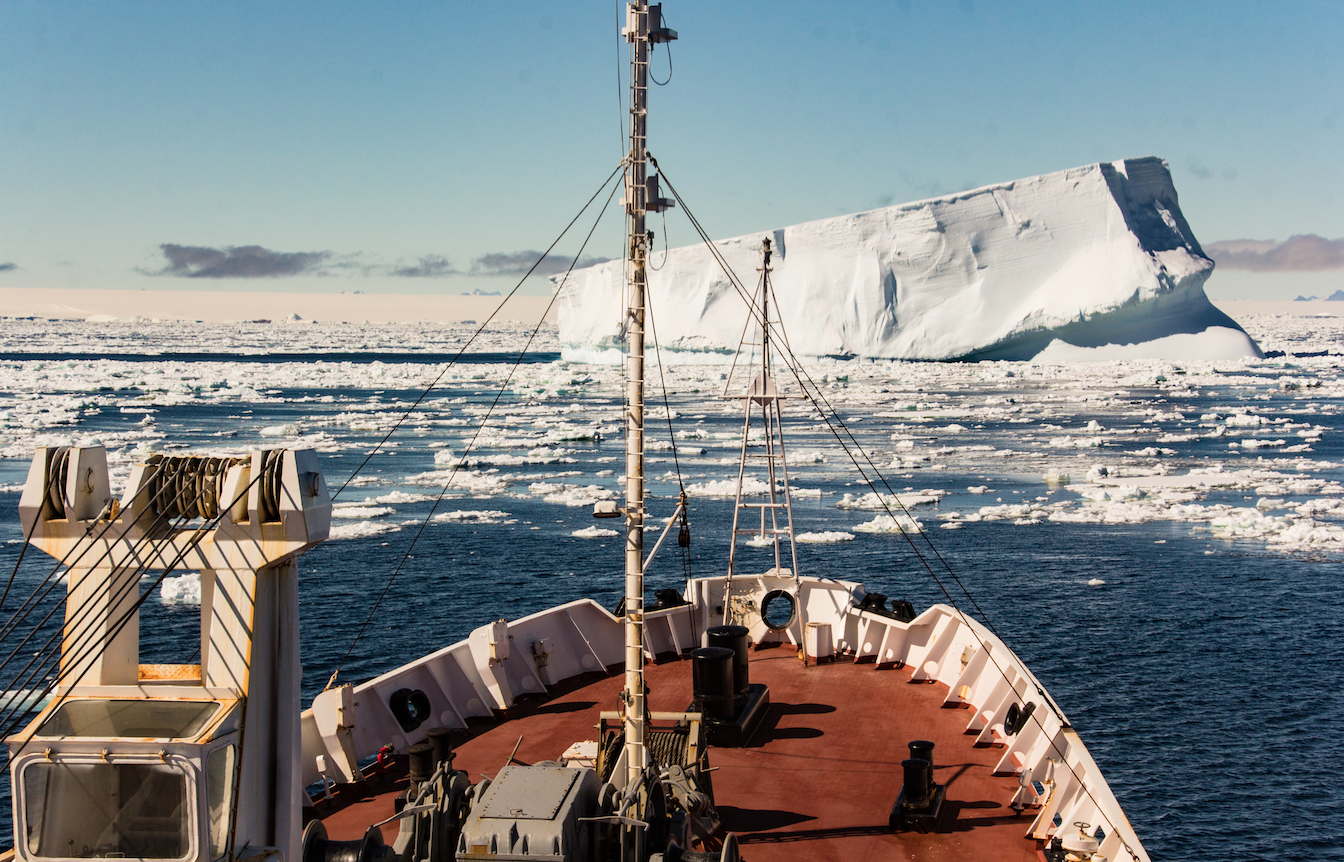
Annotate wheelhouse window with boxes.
[23,760,191,860]
[37,700,218,739]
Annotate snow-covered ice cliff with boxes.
[555,158,1262,362]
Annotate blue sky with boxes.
[2,1,1341,298]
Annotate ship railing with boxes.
[844,599,1149,862]
[302,597,629,789]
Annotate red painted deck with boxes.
[313,646,1042,861]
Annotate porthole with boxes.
[759,590,797,631]
[389,688,431,732]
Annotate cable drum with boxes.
[260,450,285,522]
[146,455,251,521]
[195,457,230,520]
[45,447,72,518]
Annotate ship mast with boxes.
[621,1,675,792]
[725,239,801,621]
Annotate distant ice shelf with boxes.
[555,157,1262,362]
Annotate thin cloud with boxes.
[1206,235,1344,272]
[390,255,458,278]
[143,244,610,280]
[0,262,16,272]
[471,250,611,278]
[148,244,333,278]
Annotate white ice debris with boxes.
[836,490,945,510]
[372,491,434,504]
[433,510,511,523]
[572,526,620,538]
[795,531,855,543]
[556,158,1261,362]
[685,478,772,497]
[329,521,403,540]
[852,514,924,534]
[159,573,202,606]
[404,468,511,496]
[331,505,394,519]
[3,308,1342,560]
[529,482,617,506]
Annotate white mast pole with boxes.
[622,0,650,791]
[621,0,675,797]
[621,0,674,794]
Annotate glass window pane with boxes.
[206,745,236,861]
[37,700,219,739]
[23,761,190,859]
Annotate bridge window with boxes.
[37,700,218,740]
[23,760,191,860]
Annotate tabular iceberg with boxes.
[555,157,1261,362]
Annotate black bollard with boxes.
[901,758,932,808]
[691,646,735,720]
[706,624,751,699]
[426,726,455,769]
[407,742,435,784]
[908,739,935,773]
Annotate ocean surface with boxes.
[2,314,1343,858]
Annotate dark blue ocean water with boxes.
[1,348,1342,859]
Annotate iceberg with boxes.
[555,157,1262,362]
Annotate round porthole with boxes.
[759,589,797,631]
[390,688,432,732]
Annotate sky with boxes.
[2,0,1341,300]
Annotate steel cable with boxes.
[2,468,267,751]
[329,159,628,505]
[650,156,1132,844]
[323,169,626,691]
[0,461,219,732]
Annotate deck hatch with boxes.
[480,766,580,820]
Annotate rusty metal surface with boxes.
[137,664,203,682]
[316,650,1040,859]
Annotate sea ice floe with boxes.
[434,510,511,523]
[835,491,945,510]
[329,521,403,540]
[3,310,1343,559]
[1048,435,1105,449]
[332,505,395,519]
[796,531,855,543]
[528,483,617,506]
[685,478,772,497]
[403,468,511,496]
[371,491,434,504]
[852,514,924,534]
[159,573,202,605]
[572,526,620,538]
[1236,439,1287,450]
